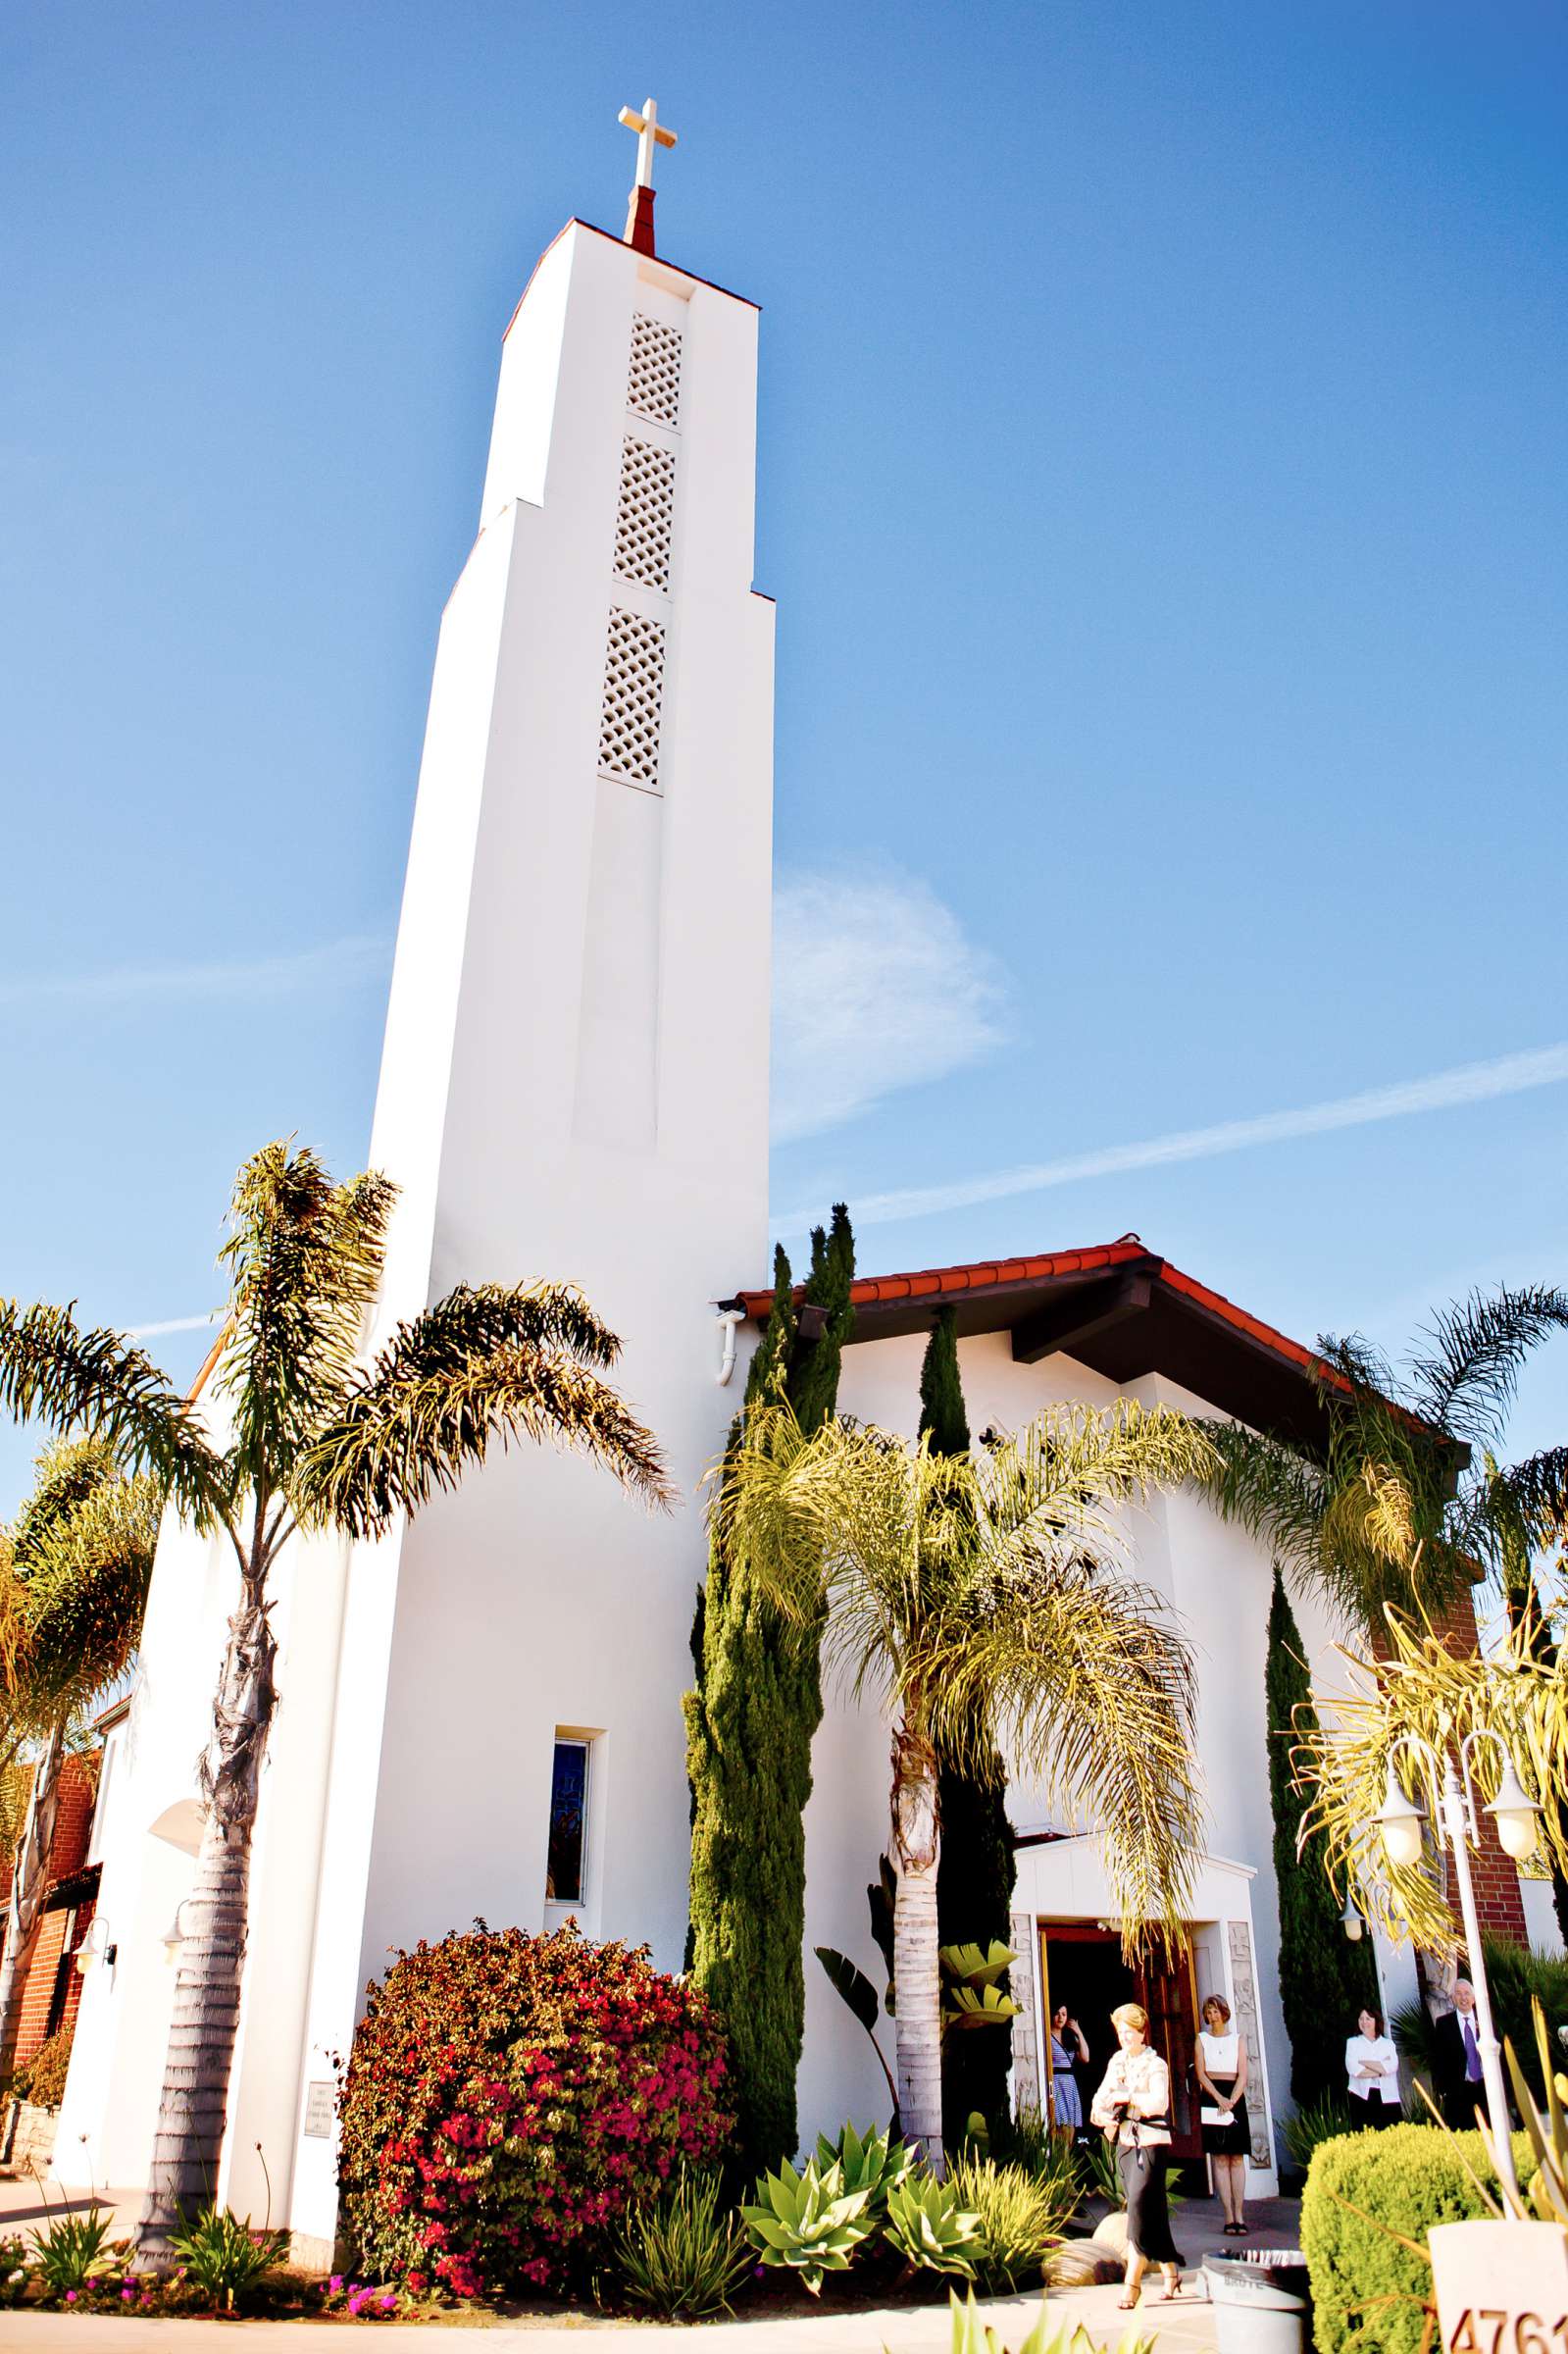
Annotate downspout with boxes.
[714,1307,745,1386]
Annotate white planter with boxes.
[1429,2218,1568,2352]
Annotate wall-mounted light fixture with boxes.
[161,1898,196,1966]
[75,1917,116,1974]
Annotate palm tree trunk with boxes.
[890,1719,944,2173]
[137,1582,276,2260]
[0,1721,66,2086]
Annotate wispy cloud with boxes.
[127,1313,224,1340]
[774,1042,1568,1234]
[771,868,1005,1144]
[0,933,390,1015]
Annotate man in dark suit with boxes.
[1434,1979,1488,2129]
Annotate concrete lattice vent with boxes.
[598,604,667,790]
[627,312,682,429]
[614,436,676,594]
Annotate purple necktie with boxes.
[1462,2017,1482,2082]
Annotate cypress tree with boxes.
[684,1207,855,2176]
[1266,1565,1376,2106]
[921,1306,1017,2143]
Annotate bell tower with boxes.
[289,145,774,2244]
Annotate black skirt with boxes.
[1200,2075,1250,2157]
[1120,2143,1185,2266]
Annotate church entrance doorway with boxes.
[1037,1921,1202,2165]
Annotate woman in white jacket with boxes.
[1344,2006,1402,2128]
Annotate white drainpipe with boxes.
[714,1306,745,1386]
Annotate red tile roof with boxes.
[733,1238,1363,1419]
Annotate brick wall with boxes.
[0,1755,99,2074]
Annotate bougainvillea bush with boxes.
[337,1924,733,2301]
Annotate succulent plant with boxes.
[740,2158,874,2294]
[813,2121,913,2215]
[883,2172,983,2277]
[938,2285,1159,2354]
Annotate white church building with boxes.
[52,117,1530,2253]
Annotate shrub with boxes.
[1301,2121,1534,2354]
[610,2171,749,2318]
[944,2154,1068,2293]
[337,1922,732,2301]
[14,2022,75,2112]
[742,2156,873,2292]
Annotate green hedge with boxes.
[1301,2122,1534,2354]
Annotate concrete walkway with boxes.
[0,2189,1305,2349]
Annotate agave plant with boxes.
[940,1942,1022,2036]
[938,2285,1159,2354]
[814,2121,912,2215]
[884,2172,983,2277]
[740,2157,874,2293]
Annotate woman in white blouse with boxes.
[1194,1994,1250,2235]
[1089,2001,1186,2310]
[1345,2005,1401,2127]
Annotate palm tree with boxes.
[0,1141,670,2257]
[717,1397,1217,2170]
[1201,1284,1568,1636]
[0,1439,160,2081]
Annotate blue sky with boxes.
[4,0,1566,1512]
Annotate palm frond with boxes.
[718,1401,1207,1958]
[1199,1419,1327,1569]
[17,1471,160,1725]
[1297,1608,1568,1950]
[1401,1284,1568,1451]
[1479,1447,1568,1552]
[973,1405,1221,1581]
[8,1435,120,1573]
[297,1316,671,1539]
[0,1301,225,1530]
[216,1145,399,1501]
[929,1558,1201,1959]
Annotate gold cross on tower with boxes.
[618,96,678,257]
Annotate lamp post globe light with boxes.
[1361,1728,1542,2201]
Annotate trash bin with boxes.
[1201,2249,1310,2354]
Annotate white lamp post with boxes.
[1371,1729,1541,2202]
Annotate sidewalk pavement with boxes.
[0,2189,1305,2350]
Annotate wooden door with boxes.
[1135,1947,1202,2163]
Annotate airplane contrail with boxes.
[774,1042,1568,1234]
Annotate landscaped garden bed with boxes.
[0,1923,1129,2327]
